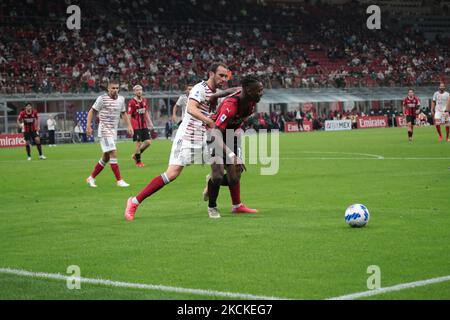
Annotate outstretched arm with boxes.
[208,87,241,103]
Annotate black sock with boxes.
[135,153,141,162]
[221,174,229,186]
[140,145,148,154]
[208,179,221,208]
[408,131,412,138]
[36,144,42,156]
[26,145,31,157]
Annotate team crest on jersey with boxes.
[220,114,227,122]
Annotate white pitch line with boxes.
[298,151,385,159]
[253,157,450,161]
[0,267,287,300]
[327,275,450,300]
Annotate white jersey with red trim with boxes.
[92,93,126,138]
[432,91,449,113]
[175,81,216,148]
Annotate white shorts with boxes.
[434,112,449,125]
[168,138,210,166]
[99,136,117,153]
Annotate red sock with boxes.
[110,158,121,181]
[136,173,170,203]
[229,181,241,205]
[436,125,442,137]
[446,127,449,139]
[91,159,106,178]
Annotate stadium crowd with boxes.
[0,0,449,94]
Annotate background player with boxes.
[205,76,263,217]
[128,85,154,167]
[85,80,134,188]
[17,103,46,160]
[172,85,193,126]
[402,89,421,142]
[431,82,450,142]
[124,63,237,220]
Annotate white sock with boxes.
[232,203,242,209]
[132,197,140,205]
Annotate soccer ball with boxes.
[345,204,370,228]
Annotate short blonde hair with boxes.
[133,85,143,90]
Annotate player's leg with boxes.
[207,163,224,216]
[226,164,258,214]
[445,114,450,142]
[435,115,443,141]
[133,141,142,165]
[134,164,183,203]
[108,148,129,187]
[406,116,413,141]
[25,136,32,160]
[132,128,141,163]
[138,128,153,158]
[140,139,152,154]
[125,164,183,221]
[34,135,46,159]
[86,152,109,187]
[135,138,152,167]
[86,137,113,187]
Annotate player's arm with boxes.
[35,114,40,133]
[186,98,215,128]
[146,110,154,130]
[208,87,241,103]
[172,103,178,122]
[416,99,421,115]
[86,108,97,137]
[87,96,104,136]
[431,95,436,115]
[17,113,23,128]
[402,99,407,115]
[121,111,134,136]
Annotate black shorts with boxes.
[24,131,39,142]
[406,115,416,124]
[133,128,151,142]
[210,136,242,165]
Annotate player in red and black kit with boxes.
[17,103,46,160]
[128,85,154,167]
[402,89,421,142]
[204,76,264,216]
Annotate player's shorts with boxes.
[133,128,151,142]
[210,136,242,166]
[168,138,210,166]
[434,112,449,125]
[406,115,416,124]
[23,131,39,142]
[99,136,117,153]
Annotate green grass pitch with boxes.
[0,126,449,300]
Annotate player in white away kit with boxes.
[86,80,134,187]
[172,85,193,125]
[124,63,241,220]
[431,82,450,142]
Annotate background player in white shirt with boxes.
[124,63,241,220]
[85,79,134,187]
[431,82,450,142]
[172,85,193,125]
